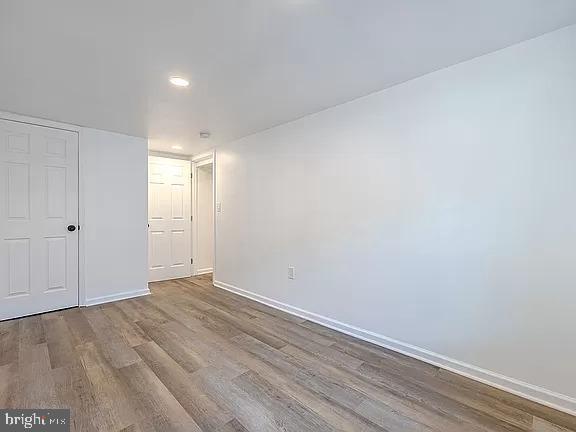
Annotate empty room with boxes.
[1,1,576,431]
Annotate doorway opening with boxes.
[192,154,214,277]
[147,151,215,284]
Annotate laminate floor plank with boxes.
[19,314,46,346]
[232,370,335,432]
[136,319,206,373]
[180,304,244,339]
[216,418,249,432]
[134,341,235,431]
[61,307,98,347]
[356,361,533,430]
[100,305,151,347]
[232,333,369,411]
[116,361,203,432]
[251,311,335,347]
[1,274,574,432]
[83,307,141,369]
[0,363,17,407]
[0,320,19,366]
[190,366,289,432]
[52,363,99,432]
[307,331,532,430]
[532,417,572,432]
[43,314,78,370]
[162,319,249,378]
[281,342,479,432]
[204,307,288,350]
[184,286,259,322]
[436,369,576,431]
[76,342,138,431]
[225,342,387,432]
[14,343,58,408]
[152,294,243,341]
[185,279,305,325]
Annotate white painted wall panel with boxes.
[82,128,149,303]
[215,26,576,407]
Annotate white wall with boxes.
[215,25,576,411]
[196,164,214,273]
[81,128,149,304]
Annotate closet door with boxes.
[0,119,79,320]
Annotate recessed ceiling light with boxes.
[169,76,189,87]
[172,145,183,150]
[199,131,211,139]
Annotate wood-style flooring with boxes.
[1,274,575,431]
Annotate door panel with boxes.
[0,119,79,321]
[46,166,67,218]
[148,156,191,281]
[7,238,30,296]
[7,162,30,219]
[171,184,184,219]
[46,236,67,291]
[170,230,187,267]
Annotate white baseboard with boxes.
[196,268,214,276]
[149,274,193,283]
[213,280,576,416]
[83,288,151,307]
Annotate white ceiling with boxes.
[1,1,576,155]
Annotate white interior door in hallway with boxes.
[148,156,191,282]
[0,119,79,321]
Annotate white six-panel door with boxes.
[0,119,79,321]
[148,156,191,282]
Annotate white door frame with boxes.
[0,110,86,307]
[191,151,215,278]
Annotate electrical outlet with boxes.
[288,266,296,280]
